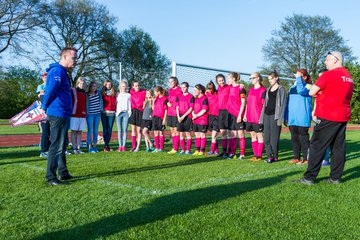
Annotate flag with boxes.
[9,101,47,127]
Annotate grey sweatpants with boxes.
[263,114,282,159]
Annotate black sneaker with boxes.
[47,179,69,186]
[293,177,314,185]
[322,178,341,184]
[58,174,74,181]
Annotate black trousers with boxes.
[304,118,347,181]
[289,126,310,160]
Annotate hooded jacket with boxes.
[42,63,73,118]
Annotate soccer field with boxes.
[1,131,360,239]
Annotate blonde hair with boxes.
[118,80,128,93]
[75,77,86,89]
[143,89,154,109]
[102,80,115,96]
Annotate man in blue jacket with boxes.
[42,47,77,186]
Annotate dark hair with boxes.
[297,68,312,84]
[229,72,240,82]
[169,76,179,86]
[154,86,166,96]
[60,47,77,57]
[206,81,217,94]
[268,70,279,83]
[194,84,205,94]
[132,80,139,87]
[215,74,226,83]
[87,81,97,93]
[181,82,189,88]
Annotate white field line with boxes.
[17,153,360,195]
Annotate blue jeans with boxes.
[86,113,101,146]
[46,116,70,181]
[101,112,115,147]
[116,112,129,147]
[40,121,51,152]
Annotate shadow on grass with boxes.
[71,156,226,182]
[0,149,46,166]
[342,165,360,182]
[34,171,299,240]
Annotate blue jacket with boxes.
[42,63,73,118]
[285,77,312,127]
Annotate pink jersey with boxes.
[217,84,230,110]
[205,91,219,116]
[227,84,247,117]
[153,95,168,119]
[167,86,182,116]
[246,86,266,123]
[193,94,209,125]
[177,93,194,116]
[130,88,146,111]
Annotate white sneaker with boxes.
[39,152,48,158]
[65,150,71,155]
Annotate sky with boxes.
[97,0,360,74]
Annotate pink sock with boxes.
[195,138,201,150]
[240,137,246,155]
[221,139,227,152]
[258,142,264,158]
[154,136,159,149]
[132,136,136,149]
[171,136,175,149]
[160,136,165,150]
[215,140,218,153]
[187,139,192,152]
[210,142,216,152]
[230,138,236,155]
[174,135,180,151]
[200,138,207,152]
[180,139,185,151]
[252,141,258,156]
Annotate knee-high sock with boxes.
[171,136,175,150]
[180,139,185,151]
[132,136,136,149]
[154,136,159,149]
[160,136,165,150]
[240,137,246,155]
[230,138,236,155]
[200,137,207,152]
[252,141,258,157]
[195,138,201,151]
[210,142,216,152]
[187,138,192,152]
[174,135,180,151]
[257,142,264,158]
[221,139,228,152]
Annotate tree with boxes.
[39,0,119,85]
[345,62,360,123]
[121,26,170,89]
[262,14,355,78]
[0,66,40,118]
[0,0,42,55]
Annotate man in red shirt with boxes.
[294,51,354,185]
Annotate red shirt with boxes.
[130,88,146,111]
[314,67,353,122]
[103,94,117,112]
[246,86,266,123]
[167,86,183,116]
[177,93,194,116]
[193,94,209,125]
[227,85,246,117]
[205,91,219,116]
[153,95,168,119]
[71,88,86,118]
[218,84,230,110]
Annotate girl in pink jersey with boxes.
[226,72,247,159]
[192,84,209,156]
[206,81,219,155]
[176,82,194,155]
[216,74,231,158]
[152,86,168,152]
[129,81,146,152]
[167,76,182,154]
[244,72,266,161]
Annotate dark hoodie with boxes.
[42,63,73,118]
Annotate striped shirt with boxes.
[88,93,101,114]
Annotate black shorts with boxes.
[129,109,143,127]
[228,114,245,130]
[141,119,152,130]
[152,116,165,131]
[218,110,229,129]
[246,122,263,133]
[193,124,208,133]
[177,116,193,132]
[208,115,219,132]
[167,115,178,127]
